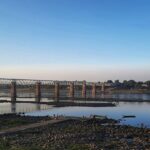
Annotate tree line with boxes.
[106,80,150,89]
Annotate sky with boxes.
[0,0,150,81]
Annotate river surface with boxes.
[0,100,150,128]
[1,93,150,101]
[25,102,150,128]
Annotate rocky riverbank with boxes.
[0,114,150,150]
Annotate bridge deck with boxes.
[0,78,112,101]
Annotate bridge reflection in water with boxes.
[0,78,112,102]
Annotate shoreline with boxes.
[0,114,149,149]
[0,100,116,107]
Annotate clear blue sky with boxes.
[0,0,150,81]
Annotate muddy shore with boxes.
[0,100,116,107]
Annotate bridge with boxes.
[0,78,112,102]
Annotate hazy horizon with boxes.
[0,64,150,82]
[0,0,150,81]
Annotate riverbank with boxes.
[0,114,150,150]
[0,113,51,131]
[111,88,150,94]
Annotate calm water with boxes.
[0,103,52,114]
[0,101,150,127]
[1,93,150,101]
[25,102,150,127]
[112,93,150,100]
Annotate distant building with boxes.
[142,84,148,88]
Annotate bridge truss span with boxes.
[0,78,112,101]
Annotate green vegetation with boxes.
[0,119,30,130]
[0,139,9,150]
[0,138,42,150]
[107,79,150,89]
[0,114,50,130]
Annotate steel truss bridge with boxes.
[0,78,112,101]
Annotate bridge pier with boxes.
[82,81,86,99]
[11,103,16,113]
[92,83,96,98]
[55,82,59,101]
[101,83,105,93]
[69,82,74,99]
[11,81,16,102]
[35,81,41,102]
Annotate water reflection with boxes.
[0,103,52,114]
[112,93,150,100]
[11,103,16,113]
[1,93,150,102]
[0,96,150,127]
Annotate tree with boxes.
[114,80,121,88]
[145,81,150,87]
[135,81,143,89]
[123,80,128,88]
[127,80,136,89]
[106,80,113,84]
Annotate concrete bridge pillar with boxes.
[101,83,105,92]
[82,80,86,98]
[35,81,41,102]
[92,83,96,98]
[11,81,16,102]
[69,82,74,99]
[55,82,59,101]
[11,103,16,113]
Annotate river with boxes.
[0,98,150,127]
